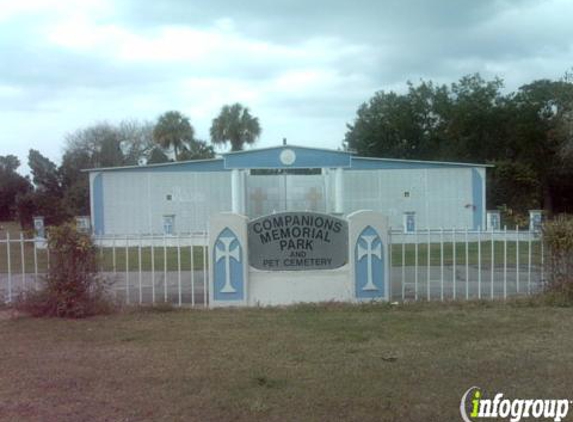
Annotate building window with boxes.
[404,191,410,198]
[163,215,175,235]
[166,194,172,201]
[404,212,416,233]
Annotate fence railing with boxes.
[0,228,545,306]
[389,227,544,301]
[92,233,210,307]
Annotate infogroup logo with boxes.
[460,387,570,422]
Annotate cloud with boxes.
[0,0,572,175]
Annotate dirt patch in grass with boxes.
[1,302,573,422]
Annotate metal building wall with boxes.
[342,168,483,229]
[101,171,232,234]
[92,162,485,234]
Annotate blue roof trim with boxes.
[84,145,491,173]
[350,157,491,170]
[224,146,351,169]
[85,158,226,173]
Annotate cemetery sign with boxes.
[248,211,348,271]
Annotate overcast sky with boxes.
[1,0,572,173]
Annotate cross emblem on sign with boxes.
[357,234,382,291]
[215,237,240,293]
[250,188,267,216]
[305,187,322,211]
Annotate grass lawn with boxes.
[1,302,572,422]
[0,221,25,238]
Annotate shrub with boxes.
[543,215,573,302]
[16,223,114,318]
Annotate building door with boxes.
[245,171,327,218]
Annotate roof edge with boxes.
[221,144,353,156]
[82,157,224,173]
[351,156,494,168]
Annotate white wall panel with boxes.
[102,171,232,235]
[343,168,475,229]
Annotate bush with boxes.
[16,223,114,318]
[543,215,573,301]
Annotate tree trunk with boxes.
[231,139,242,151]
[543,181,553,216]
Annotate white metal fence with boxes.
[389,228,545,301]
[92,233,210,307]
[1,228,545,306]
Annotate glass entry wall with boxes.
[246,169,328,218]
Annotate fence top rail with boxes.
[0,236,46,243]
[92,232,209,239]
[389,228,540,235]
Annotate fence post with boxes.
[440,227,444,301]
[516,225,520,294]
[190,238,195,306]
[138,235,143,304]
[6,232,12,303]
[388,229,393,301]
[20,232,25,291]
[504,226,508,300]
[33,236,38,288]
[491,226,495,299]
[46,236,50,272]
[151,235,155,304]
[452,227,456,300]
[203,237,208,307]
[465,227,469,300]
[477,228,482,299]
[125,235,130,304]
[541,238,545,287]
[112,235,117,275]
[414,229,418,301]
[527,231,532,294]
[427,228,431,301]
[177,234,182,307]
[163,234,167,302]
[401,238,405,301]
[99,237,104,272]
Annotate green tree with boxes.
[22,150,69,227]
[147,146,170,164]
[344,81,451,160]
[210,103,261,151]
[118,119,155,165]
[28,149,62,197]
[508,78,573,213]
[153,111,195,158]
[445,74,510,162]
[345,75,508,162]
[176,139,215,161]
[0,155,32,221]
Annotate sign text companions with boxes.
[248,212,348,271]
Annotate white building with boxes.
[87,145,490,235]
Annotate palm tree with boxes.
[210,103,261,151]
[153,111,195,159]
